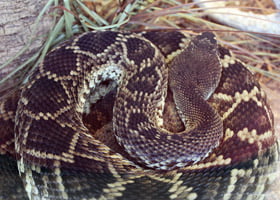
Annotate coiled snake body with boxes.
[0,31,279,200]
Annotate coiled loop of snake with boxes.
[15,31,223,171]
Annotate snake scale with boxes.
[0,30,279,200]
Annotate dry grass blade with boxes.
[0,0,279,89]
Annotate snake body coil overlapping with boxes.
[0,31,279,200]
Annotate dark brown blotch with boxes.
[125,37,155,66]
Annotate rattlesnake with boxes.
[0,30,279,200]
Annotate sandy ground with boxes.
[263,80,280,200]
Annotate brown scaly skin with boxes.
[0,31,279,200]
